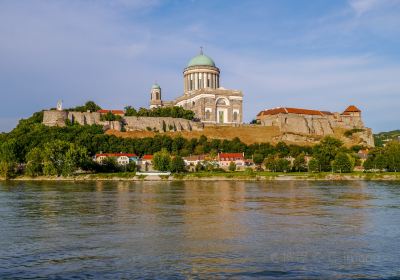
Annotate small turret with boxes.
[150,83,162,109]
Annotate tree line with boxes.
[124,106,195,120]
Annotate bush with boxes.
[344,128,365,137]
[228,161,236,171]
[169,156,186,173]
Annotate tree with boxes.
[99,157,121,173]
[308,158,320,173]
[124,106,137,116]
[332,152,354,173]
[0,161,16,179]
[0,139,18,179]
[84,101,101,112]
[42,140,71,176]
[62,145,90,176]
[126,161,137,172]
[25,147,44,177]
[228,161,236,171]
[293,153,307,172]
[153,149,171,171]
[265,155,278,172]
[275,158,291,172]
[363,157,374,171]
[41,140,89,176]
[385,142,400,172]
[253,153,264,166]
[312,136,343,171]
[374,154,388,171]
[169,156,186,173]
[276,142,289,157]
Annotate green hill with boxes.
[374,130,400,147]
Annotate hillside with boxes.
[107,125,373,147]
[374,130,400,147]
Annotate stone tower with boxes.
[149,83,162,109]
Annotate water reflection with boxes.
[0,180,400,279]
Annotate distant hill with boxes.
[374,130,400,147]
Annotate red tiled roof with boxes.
[343,105,361,114]
[96,153,137,158]
[218,153,244,160]
[97,109,125,115]
[258,107,331,117]
[142,155,153,160]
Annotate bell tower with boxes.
[150,83,162,109]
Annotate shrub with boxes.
[228,161,236,172]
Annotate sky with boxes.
[0,0,399,133]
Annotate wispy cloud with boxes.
[349,0,381,15]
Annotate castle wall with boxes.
[43,110,203,132]
[43,110,68,127]
[261,114,334,136]
[124,117,203,132]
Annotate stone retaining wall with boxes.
[43,110,203,132]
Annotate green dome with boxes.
[187,54,216,67]
[151,83,161,89]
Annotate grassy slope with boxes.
[108,125,366,146]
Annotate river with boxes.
[1,181,400,279]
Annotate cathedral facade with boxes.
[150,50,243,124]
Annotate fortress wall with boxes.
[67,112,101,125]
[261,113,365,136]
[262,114,334,136]
[123,116,203,132]
[43,110,68,127]
[43,111,204,132]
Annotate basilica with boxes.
[149,49,243,124]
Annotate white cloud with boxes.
[349,0,381,15]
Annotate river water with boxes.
[1,181,400,279]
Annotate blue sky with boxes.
[0,0,399,132]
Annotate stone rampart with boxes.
[124,116,203,132]
[43,110,203,132]
[261,113,365,136]
[43,110,68,127]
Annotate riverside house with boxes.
[217,153,245,168]
[138,155,154,171]
[95,153,138,165]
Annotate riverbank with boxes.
[2,171,400,181]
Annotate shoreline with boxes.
[2,172,400,182]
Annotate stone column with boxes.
[199,73,202,89]
[213,74,216,89]
[194,73,198,90]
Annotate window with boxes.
[233,111,238,121]
[205,110,210,119]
